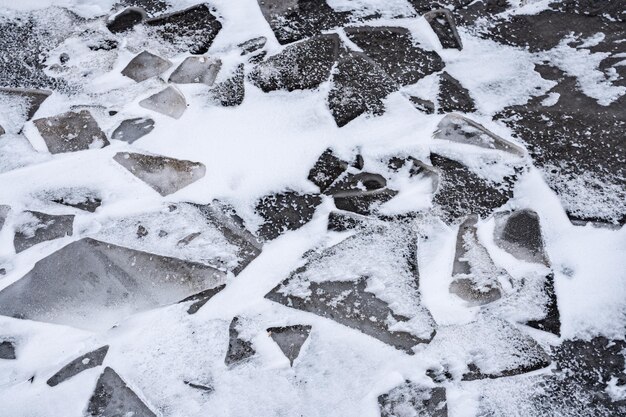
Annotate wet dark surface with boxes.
[307,148,350,193]
[496,66,626,225]
[208,64,245,107]
[249,34,340,92]
[257,0,349,45]
[255,192,322,240]
[328,52,397,127]
[437,72,476,114]
[345,26,444,86]
[430,153,519,223]
[145,4,222,54]
[107,7,146,33]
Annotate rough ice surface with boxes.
[0,1,624,416]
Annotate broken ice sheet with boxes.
[266,220,435,353]
[85,367,157,417]
[493,210,549,266]
[450,216,508,306]
[36,187,102,213]
[225,317,256,367]
[138,86,187,119]
[33,110,110,154]
[113,152,205,196]
[430,152,523,223]
[267,325,311,366]
[169,56,221,85]
[423,316,550,381]
[487,210,560,335]
[0,340,16,360]
[470,337,626,416]
[0,238,226,330]
[327,172,399,216]
[46,345,109,387]
[434,113,524,156]
[111,117,155,144]
[13,210,74,253]
[0,88,51,133]
[94,202,261,274]
[378,380,447,417]
[423,9,462,50]
[121,51,172,83]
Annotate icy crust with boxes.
[271,220,436,343]
[421,316,550,381]
[483,269,554,327]
[0,1,624,416]
[469,337,626,417]
[94,204,237,269]
[543,167,626,225]
[0,6,78,90]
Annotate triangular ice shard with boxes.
[267,325,311,366]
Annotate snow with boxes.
[0,1,624,416]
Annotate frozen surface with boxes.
[0,1,624,416]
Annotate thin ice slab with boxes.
[33,110,110,154]
[266,221,435,353]
[47,346,109,387]
[139,86,186,119]
[113,152,205,196]
[85,367,156,417]
[267,325,311,366]
[121,51,172,82]
[169,56,221,85]
[434,113,524,156]
[0,238,226,330]
[13,211,74,253]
